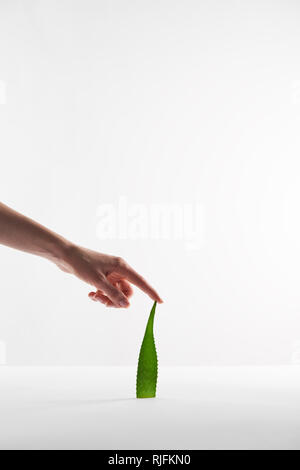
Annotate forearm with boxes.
[0,202,70,264]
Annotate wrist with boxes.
[45,235,75,268]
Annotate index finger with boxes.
[117,263,163,303]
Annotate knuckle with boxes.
[96,273,106,285]
[114,256,125,268]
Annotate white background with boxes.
[1,0,300,366]
[2,366,300,450]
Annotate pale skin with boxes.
[0,202,163,308]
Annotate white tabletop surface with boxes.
[1,366,300,450]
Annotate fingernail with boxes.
[119,299,129,307]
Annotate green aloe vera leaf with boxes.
[136,301,158,399]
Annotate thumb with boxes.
[96,276,130,308]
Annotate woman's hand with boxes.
[58,245,163,308]
[0,202,163,309]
